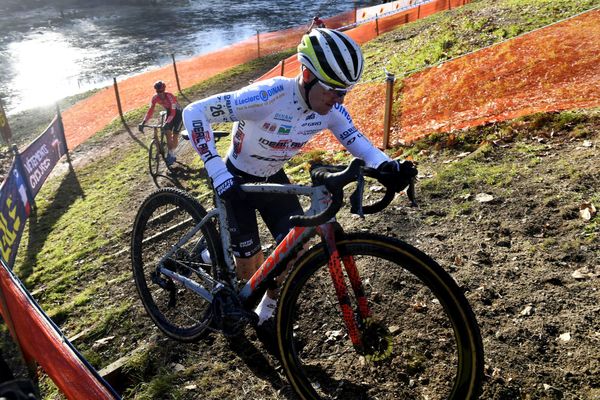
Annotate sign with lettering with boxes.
[20,117,67,197]
[0,163,31,268]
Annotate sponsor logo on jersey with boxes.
[232,121,246,159]
[301,121,322,127]
[258,137,306,151]
[251,154,290,162]
[274,112,293,122]
[334,103,353,122]
[339,127,359,140]
[236,85,284,106]
[196,143,211,156]
[261,122,278,132]
[278,124,292,135]
[224,94,234,115]
[306,113,316,120]
[298,128,322,136]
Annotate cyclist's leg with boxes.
[224,180,263,280]
[163,123,176,152]
[169,110,183,150]
[253,169,304,318]
[256,168,303,241]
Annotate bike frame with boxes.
[157,181,372,348]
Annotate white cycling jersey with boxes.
[182,76,389,185]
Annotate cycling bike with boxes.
[140,112,228,180]
[130,159,484,399]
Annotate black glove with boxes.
[213,173,245,201]
[138,123,144,133]
[377,160,418,192]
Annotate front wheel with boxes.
[148,137,166,177]
[131,188,222,341]
[277,232,484,399]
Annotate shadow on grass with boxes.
[19,161,84,280]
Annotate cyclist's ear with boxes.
[301,67,313,83]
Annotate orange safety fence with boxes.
[0,259,119,399]
[260,0,472,150]
[60,1,470,151]
[258,0,470,80]
[395,9,600,144]
[303,6,600,151]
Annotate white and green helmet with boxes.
[298,28,364,88]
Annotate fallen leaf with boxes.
[558,332,571,342]
[579,202,597,221]
[94,336,115,345]
[571,268,596,280]
[476,193,494,203]
[520,305,534,316]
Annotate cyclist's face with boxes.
[303,70,346,115]
[310,80,346,115]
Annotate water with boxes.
[0,0,376,114]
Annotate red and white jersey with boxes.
[183,76,389,180]
[143,92,181,124]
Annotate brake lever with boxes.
[349,172,365,218]
[407,178,418,207]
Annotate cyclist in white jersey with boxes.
[183,28,417,327]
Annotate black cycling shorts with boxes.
[163,109,183,133]
[225,160,303,258]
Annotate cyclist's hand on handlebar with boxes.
[213,172,245,201]
[138,123,144,133]
[377,160,418,192]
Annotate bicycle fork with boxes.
[318,223,393,361]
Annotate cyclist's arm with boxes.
[183,83,273,181]
[328,104,389,168]
[142,95,158,124]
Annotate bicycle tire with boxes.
[277,232,484,399]
[148,138,162,177]
[131,187,222,341]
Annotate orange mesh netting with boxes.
[303,82,387,152]
[60,1,470,150]
[396,9,600,143]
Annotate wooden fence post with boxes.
[171,54,182,94]
[257,30,260,58]
[383,70,396,149]
[113,78,125,124]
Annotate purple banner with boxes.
[20,117,67,197]
[0,163,31,268]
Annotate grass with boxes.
[362,0,600,80]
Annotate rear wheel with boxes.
[131,188,222,341]
[277,232,484,399]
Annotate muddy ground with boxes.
[61,112,599,399]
